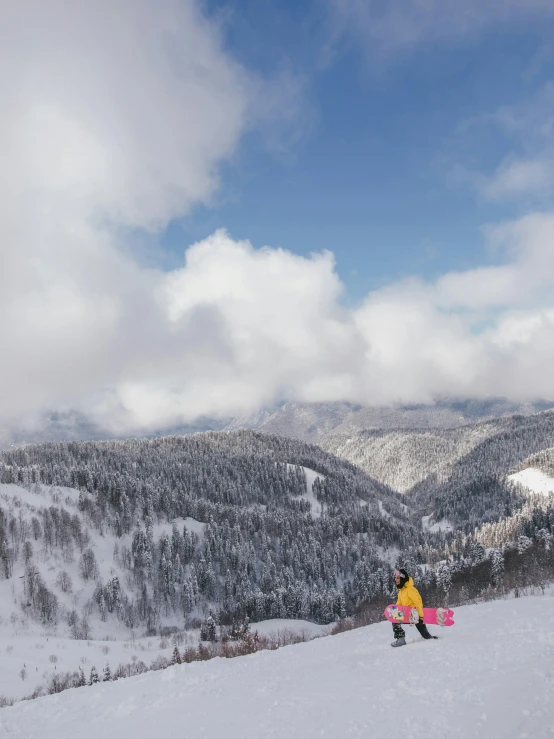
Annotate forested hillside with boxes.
[513,445,554,477]
[319,424,498,493]
[407,411,554,531]
[320,411,554,532]
[0,432,420,636]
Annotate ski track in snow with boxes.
[286,464,324,518]
[508,468,554,497]
[1,596,553,739]
[300,466,323,518]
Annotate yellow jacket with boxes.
[396,577,424,618]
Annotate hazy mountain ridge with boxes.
[233,398,554,440]
[2,398,552,450]
[0,411,226,449]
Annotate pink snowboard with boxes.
[384,604,455,627]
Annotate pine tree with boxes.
[103,663,112,682]
[200,615,217,642]
[490,548,504,586]
[517,535,532,555]
[334,591,347,620]
[89,666,100,685]
[171,646,182,665]
[436,561,452,595]
[469,541,486,566]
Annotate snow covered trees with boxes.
[490,549,504,586]
[56,570,72,594]
[200,616,217,642]
[435,562,452,597]
[79,549,99,581]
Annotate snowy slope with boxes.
[0,618,329,702]
[0,482,206,641]
[1,596,553,739]
[508,468,554,497]
[296,465,324,518]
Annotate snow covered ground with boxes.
[508,467,554,497]
[0,633,180,701]
[248,618,330,640]
[422,514,454,533]
[0,617,329,703]
[1,595,552,738]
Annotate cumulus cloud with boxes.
[97,213,554,426]
[353,212,554,404]
[2,0,554,436]
[0,0,302,432]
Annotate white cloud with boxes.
[481,157,554,201]
[327,0,554,56]
[460,82,554,203]
[351,212,554,404]
[0,0,305,432]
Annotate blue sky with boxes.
[163,0,554,301]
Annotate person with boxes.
[391,568,437,647]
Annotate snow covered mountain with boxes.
[1,595,552,739]
[511,445,554,481]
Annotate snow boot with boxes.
[391,637,406,648]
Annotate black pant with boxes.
[393,618,433,640]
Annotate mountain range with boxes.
[2,397,552,449]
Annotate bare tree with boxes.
[56,570,73,593]
[79,549,98,581]
[23,541,34,566]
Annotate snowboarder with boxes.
[391,568,436,647]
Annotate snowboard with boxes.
[384,604,455,627]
